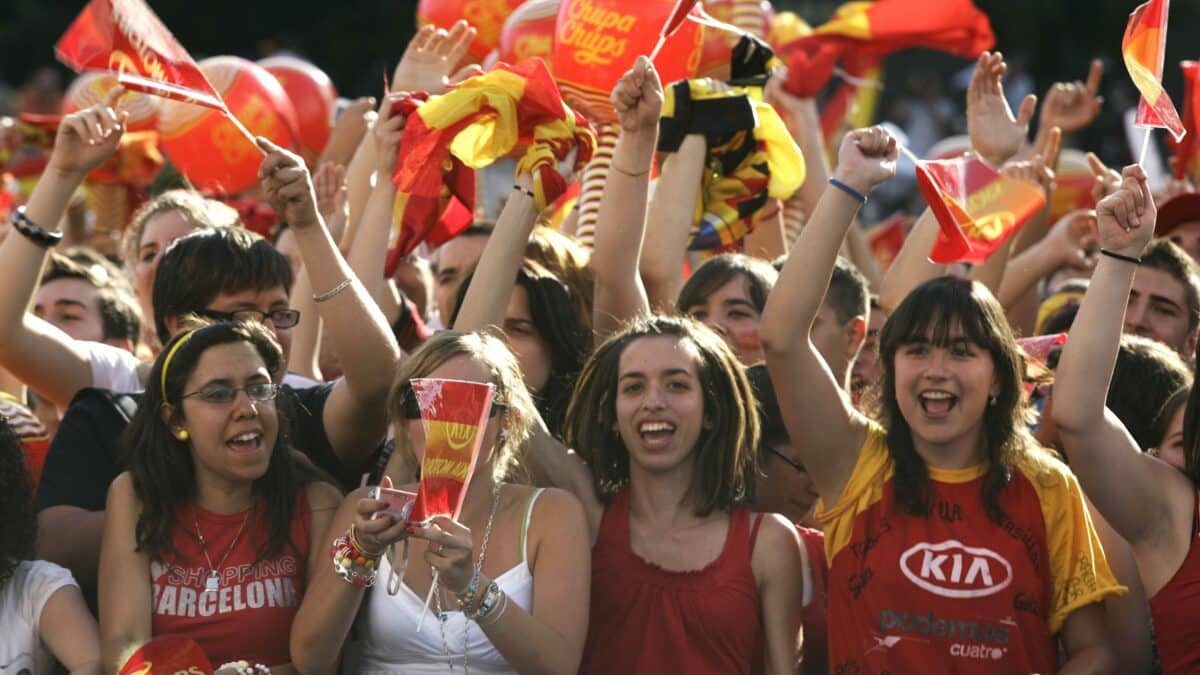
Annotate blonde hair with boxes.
[387,331,538,483]
[122,190,239,272]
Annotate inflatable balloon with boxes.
[259,55,338,158]
[417,0,526,63]
[157,56,300,195]
[553,0,703,123]
[498,0,559,70]
[63,72,160,132]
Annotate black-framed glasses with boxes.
[766,446,807,474]
[182,382,279,405]
[199,308,301,329]
[397,385,506,420]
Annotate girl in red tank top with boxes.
[563,315,806,674]
[98,321,340,672]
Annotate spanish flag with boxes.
[408,378,495,524]
[1123,0,1186,142]
[388,59,595,274]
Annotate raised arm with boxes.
[878,208,942,314]
[346,94,408,307]
[1052,165,1193,547]
[591,57,662,340]
[258,139,401,464]
[0,103,125,407]
[639,134,706,312]
[967,52,1036,169]
[761,127,896,503]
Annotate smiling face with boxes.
[172,340,278,489]
[615,335,706,476]
[891,328,998,464]
[134,210,198,328]
[684,275,764,365]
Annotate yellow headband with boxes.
[160,329,198,405]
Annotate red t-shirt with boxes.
[151,489,311,667]
[581,487,763,675]
[817,424,1124,674]
[1148,489,1200,673]
[797,526,829,675]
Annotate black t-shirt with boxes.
[36,383,351,513]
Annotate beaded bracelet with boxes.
[330,532,380,587]
[12,207,63,248]
[465,580,502,621]
[456,569,482,610]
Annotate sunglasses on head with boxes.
[398,384,506,420]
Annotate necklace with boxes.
[433,484,502,674]
[193,504,253,595]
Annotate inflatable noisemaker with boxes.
[259,56,338,160]
[499,0,560,70]
[572,122,618,248]
[417,0,526,63]
[117,635,214,675]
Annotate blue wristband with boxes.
[828,178,868,204]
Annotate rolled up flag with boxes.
[1122,0,1186,142]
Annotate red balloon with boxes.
[63,72,160,132]
[259,56,338,157]
[157,56,300,195]
[417,0,526,63]
[499,0,560,71]
[553,0,703,123]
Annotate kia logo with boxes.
[899,540,1013,598]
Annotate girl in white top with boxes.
[291,331,590,674]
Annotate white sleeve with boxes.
[15,560,78,629]
[83,341,145,393]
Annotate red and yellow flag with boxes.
[1170,61,1200,179]
[1123,0,1186,142]
[388,59,594,274]
[408,379,496,524]
[917,155,1047,264]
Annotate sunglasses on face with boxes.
[181,381,279,405]
[766,446,807,474]
[199,308,301,329]
[397,384,507,421]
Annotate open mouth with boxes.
[226,431,264,454]
[919,391,957,417]
[638,420,676,449]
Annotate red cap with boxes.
[1155,193,1200,237]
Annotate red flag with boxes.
[408,379,494,524]
[1170,61,1200,179]
[917,155,1047,264]
[117,635,213,675]
[867,214,908,272]
[55,0,224,111]
[1122,0,1186,142]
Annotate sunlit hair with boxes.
[677,253,778,316]
[878,277,1040,523]
[122,317,304,561]
[563,315,759,516]
[122,189,238,273]
[387,331,538,484]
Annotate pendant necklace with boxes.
[193,503,253,594]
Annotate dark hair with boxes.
[828,257,871,324]
[1107,334,1192,450]
[41,252,144,345]
[878,277,1037,523]
[122,319,302,561]
[1154,386,1190,450]
[1182,339,1200,484]
[0,419,35,590]
[745,363,789,449]
[525,226,594,343]
[676,254,778,315]
[563,315,759,516]
[152,228,294,344]
[1142,238,1200,333]
[450,260,587,438]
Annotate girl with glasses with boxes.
[99,319,342,672]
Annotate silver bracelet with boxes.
[313,278,353,303]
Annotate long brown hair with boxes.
[563,315,759,516]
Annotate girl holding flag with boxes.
[760,124,1122,673]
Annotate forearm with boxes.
[1059,646,1116,675]
[997,241,1058,308]
[879,208,944,313]
[343,139,377,248]
[346,181,397,305]
[970,235,1013,297]
[36,508,106,590]
[640,135,706,312]
[844,218,882,291]
[287,267,323,381]
[1011,202,1052,256]
[291,569,368,674]
[454,181,539,331]
[784,102,831,216]
[479,585,582,675]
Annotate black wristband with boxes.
[11,207,63,248]
[1099,248,1141,266]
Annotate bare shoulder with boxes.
[752,512,803,576]
[305,481,346,513]
[106,471,137,510]
[524,487,588,537]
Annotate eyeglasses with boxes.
[181,382,280,405]
[398,385,506,420]
[199,308,301,329]
[766,446,807,474]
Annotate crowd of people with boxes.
[2,5,1200,675]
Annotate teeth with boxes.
[640,422,674,433]
[921,392,954,400]
[231,432,259,443]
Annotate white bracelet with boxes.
[313,278,353,303]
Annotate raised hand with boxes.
[373,93,412,177]
[1001,127,1060,195]
[1087,152,1122,203]
[47,97,127,176]
[1039,60,1104,136]
[321,96,376,165]
[831,125,899,195]
[1043,209,1099,271]
[392,21,477,96]
[257,138,321,230]
[313,161,347,236]
[967,52,1037,167]
[1095,165,1155,257]
[765,67,813,119]
[611,56,663,135]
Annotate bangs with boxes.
[882,278,1006,355]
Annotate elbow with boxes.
[290,634,337,675]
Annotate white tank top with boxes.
[356,488,543,674]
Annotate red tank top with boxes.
[1148,489,1200,673]
[797,526,829,675]
[581,488,763,675]
[151,489,311,667]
